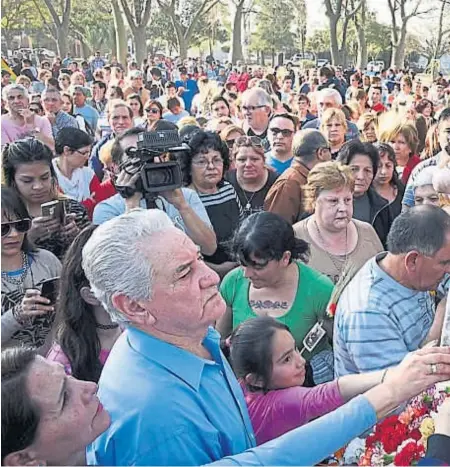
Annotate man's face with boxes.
[2,74,11,86]
[109,106,133,135]
[140,229,225,334]
[211,100,230,118]
[317,96,339,118]
[410,232,450,291]
[42,91,62,113]
[6,89,29,114]
[26,357,110,465]
[438,118,450,155]
[131,76,143,89]
[73,90,86,107]
[69,63,77,72]
[268,116,295,156]
[242,94,270,130]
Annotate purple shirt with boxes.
[1,114,53,146]
[242,380,344,445]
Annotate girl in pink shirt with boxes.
[47,225,121,381]
[227,316,397,445]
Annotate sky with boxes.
[304,0,442,36]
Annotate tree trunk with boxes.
[356,26,367,69]
[261,50,265,66]
[391,24,407,68]
[178,36,188,59]
[56,27,68,57]
[230,0,244,64]
[329,16,340,65]
[112,0,127,66]
[133,26,147,65]
[81,40,91,58]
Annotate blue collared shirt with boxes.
[87,327,256,466]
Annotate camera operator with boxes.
[92,127,217,256]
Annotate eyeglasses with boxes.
[1,219,32,237]
[191,156,224,168]
[72,148,91,157]
[226,139,236,149]
[269,128,294,137]
[145,108,160,114]
[235,136,263,149]
[242,105,266,112]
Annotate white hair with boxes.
[414,166,439,188]
[318,88,342,107]
[82,209,174,323]
[242,87,273,108]
[2,84,28,102]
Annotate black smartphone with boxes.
[39,277,60,304]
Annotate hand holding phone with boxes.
[39,277,60,305]
[41,200,66,224]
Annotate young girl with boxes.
[226,316,414,445]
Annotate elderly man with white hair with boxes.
[1,83,54,149]
[303,88,359,141]
[241,87,273,152]
[83,208,450,467]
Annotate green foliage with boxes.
[250,0,295,53]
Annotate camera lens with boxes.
[146,167,174,187]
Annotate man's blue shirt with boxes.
[87,327,256,466]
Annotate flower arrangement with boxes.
[340,384,450,466]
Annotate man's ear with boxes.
[404,251,420,274]
[112,293,156,326]
[245,373,264,389]
[3,449,46,466]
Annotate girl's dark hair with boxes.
[109,85,124,100]
[415,98,434,116]
[232,211,309,266]
[227,316,290,393]
[374,142,402,188]
[54,127,94,155]
[53,225,103,382]
[184,130,230,185]
[1,347,39,462]
[146,99,163,115]
[1,186,36,254]
[336,139,380,178]
[61,92,73,114]
[2,138,57,189]
[127,93,144,117]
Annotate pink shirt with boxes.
[47,343,110,375]
[242,380,344,445]
[1,114,53,146]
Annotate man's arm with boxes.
[264,179,302,225]
[423,297,446,345]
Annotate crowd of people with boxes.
[2,50,450,466]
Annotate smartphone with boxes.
[39,277,60,304]
[41,200,66,224]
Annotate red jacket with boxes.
[401,155,421,185]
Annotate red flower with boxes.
[393,441,424,466]
[409,429,422,441]
[328,303,337,317]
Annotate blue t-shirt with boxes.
[74,104,99,131]
[265,153,293,175]
[92,188,213,233]
[175,79,199,112]
[162,110,190,124]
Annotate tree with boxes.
[324,0,363,65]
[157,0,221,59]
[32,0,71,56]
[288,0,308,60]
[387,0,435,69]
[229,0,246,63]
[2,0,37,52]
[250,0,295,65]
[353,0,367,68]
[119,0,152,65]
[111,0,128,66]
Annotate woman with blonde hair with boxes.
[320,108,347,158]
[293,161,382,285]
[378,121,421,184]
[220,124,245,170]
[357,113,378,143]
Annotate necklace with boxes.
[242,189,258,210]
[1,252,30,294]
[95,322,120,330]
[314,219,349,278]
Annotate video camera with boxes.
[116,130,188,207]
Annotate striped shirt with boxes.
[334,253,435,376]
[197,181,243,264]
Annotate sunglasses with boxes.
[1,218,32,237]
[145,108,160,114]
[235,136,264,148]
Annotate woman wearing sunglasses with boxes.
[227,136,278,218]
[1,186,62,354]
[143,100,163,131]
[2,138,90,259]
